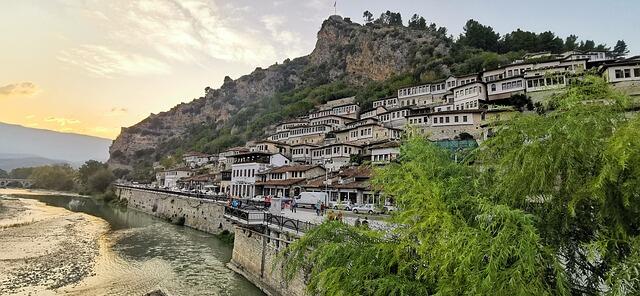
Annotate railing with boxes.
[223,206,317,234]
[115,184,230,202]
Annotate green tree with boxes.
[458,19,500,52]
[30,164,76,191]
[612,40,629,58]
[363,10,373,23]
[87,168,115,193]
[10,167,35,179]
[375,11,402,26]
[112,168,131,180]
[78,160,107,185]
[408,14,427,30]
[565,34,579,51]
[0,169,8,178]
[280,76,640,295]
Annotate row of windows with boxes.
[350,127,373,138]
[398,85,430,97]
[378,110,408,122]
[311,118,341,125]
[408,116,428,124]
[290,126,327,136]
[292,148,311,155]
[311,146,359,157]
[372,154,395,162]
[373,98,398,108]
[526,76,565,88]
[455,100,478,110]
[490,80,524,92]
[433,115,469,124]
[232,168,256,178]
[448,78,477,89]
[454,86,480,98]
[614,68,640,79]
[309,105,357,118]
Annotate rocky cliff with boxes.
[109,16,451,167]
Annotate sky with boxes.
[1,0,638,139]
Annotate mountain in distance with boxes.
[0,153,72,171]
[0,122,112,169]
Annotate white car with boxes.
[330,200,353,211]
[352,204,380,214]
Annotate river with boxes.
[0,189,264,296]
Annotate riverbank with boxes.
[0,197,108,295]
[0,189,263,295]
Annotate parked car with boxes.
[251,195,265,202]
[330,200,353,211]
[352,204,380,214]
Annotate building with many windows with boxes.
[255,165,326,198]
[229,152,290,198]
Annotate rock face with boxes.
[109,16,450,167]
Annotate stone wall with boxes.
[116,187,234,234]
[229,226,307,296]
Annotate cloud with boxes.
[261,15,306,57]
[0,82,40,98]
[61,0,314,69]
[58,45,171,78]
[44,117,81,126]
[105,107,128,116]
[25,114,35,119]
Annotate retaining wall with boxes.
[229,226,307,296]
[116,186,234,234]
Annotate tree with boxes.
[87,169,115,193]
[612,40,629,58]
[579,40,596,51]
[408,14,427,30]
[30,164,76,191]
[459,19,500,52]
[0,169,8,178]
[112,168,131,180]
[565,34,579,51]
[280,76,640,295]
[363,10,373,23]
[374,11,402,26]
[10,167,35,179]
[78,160,107,185]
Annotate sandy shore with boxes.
[0,197,109,295]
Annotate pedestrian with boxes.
[291,199,297,213]
[315,201,320,216]
[321,202,326,215]
[355,217,361,227]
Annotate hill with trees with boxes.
[108,12,626,180]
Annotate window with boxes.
[624,69,632,78]
[434,117,438,123]
[528,80,533,88]
[445,117,450,123]
[463,115,468,122]
[491,84,496,91]
[634,68,640,77]
[615,69,623,79]
[454,116,459,122]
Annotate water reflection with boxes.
[12,194,264,296]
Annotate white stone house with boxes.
[230,152,290,198]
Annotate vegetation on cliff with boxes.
[279,77,640,295]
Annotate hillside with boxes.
[108,15,452,168]
[0,122,111,164]
[108,14,616,172]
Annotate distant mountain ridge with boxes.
[0,122,111,167]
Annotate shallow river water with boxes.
[5,191,264,296]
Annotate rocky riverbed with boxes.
[0,197,107,295]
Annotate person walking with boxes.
[291,199,297,213]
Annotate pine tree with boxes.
[612,40,629,58]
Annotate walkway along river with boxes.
[0,189,264,296]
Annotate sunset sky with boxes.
[2,0,638,139]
